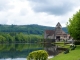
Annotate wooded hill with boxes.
[0,24,68,35]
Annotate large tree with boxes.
[67,10,80,40]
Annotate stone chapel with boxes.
[44,22,70,40]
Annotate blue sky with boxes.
[0,0,80,27]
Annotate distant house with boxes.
[44,22,70,41]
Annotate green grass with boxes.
[50,45,80,60]
[52,42,70,48]
[55,42,64,44]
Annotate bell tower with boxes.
[55,22,63,40]
[55,22,62,31]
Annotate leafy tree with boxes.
[67,10,80,40]
[0,35,6,43]
[0,32,43,43]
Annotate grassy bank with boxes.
[54,42,70,48]
[50,45,80,60]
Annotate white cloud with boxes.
[0,0,80,27]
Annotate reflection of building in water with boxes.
[43,43,67,56]
[43,44,59,56]
[44,22,71,41]
[44,46,57,56]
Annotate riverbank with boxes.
[50,45,80,60]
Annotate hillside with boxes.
[0,24,68,35]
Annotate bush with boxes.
[71,47,75,50]
[64,49,69,54]
[27,50,48,60]
[70,44,76,50]
[70,44,76,47]
[74,41,80,45]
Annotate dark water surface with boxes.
[0,43,59,60]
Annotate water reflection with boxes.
[0,43,43,59]
[0,58,26,60]
[0,43,61,60]
[43,43,59,56]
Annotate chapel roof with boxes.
[56,22,61,27]
[45,30,54,36]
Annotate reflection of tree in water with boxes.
[43,43,63,56]
[0,43,43,59]
[0,43,65,59]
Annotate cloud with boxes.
[20,8,28,16]
[0,0,14,11]
[0,0,80,27]
[28,0,78,15]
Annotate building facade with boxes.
[44,22,70,40]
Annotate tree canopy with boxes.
[0,32,43,43]
[0,24,67,35]
[67,10,80,40]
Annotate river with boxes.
[0,43,60,60]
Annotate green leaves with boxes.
[27,50,48,60]
[0,33,43,43]
[67,10,80,40]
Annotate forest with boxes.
[0,24,68,43]
[0,24,68,35]
[0,32,43,43]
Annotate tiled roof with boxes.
[45,30,54,36]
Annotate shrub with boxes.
[74,41,80,45]
[71,47,75,50]
[70,44,76,50]
[27,50,48,60]
[64,49,69,54]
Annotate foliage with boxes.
[64,49,69,54]
[0,24,67,35]
[0,32,43,43]
[27,50,48,60]
[70,44,76,50]
[0,35,6,43]
[67,10,80,40]
[0,43,43,58]
[74,40,80,45]
[0,24,54,35]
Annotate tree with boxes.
[0,35,6,43]
[67,10,80,40]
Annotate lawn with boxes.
[50,45,80,60]
[52,42,70,48]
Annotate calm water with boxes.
[0,43,59,60]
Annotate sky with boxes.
[0,0,80,27]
